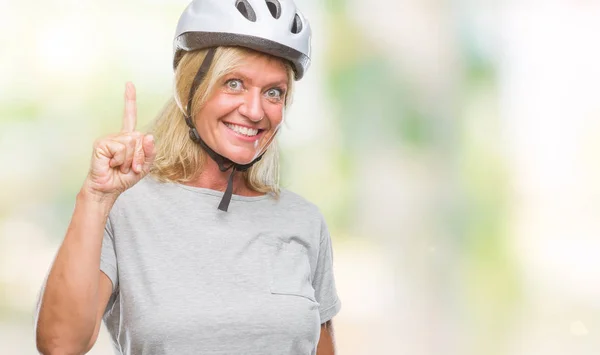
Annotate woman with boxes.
[35,0,341,354]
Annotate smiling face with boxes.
[194,52,290,165]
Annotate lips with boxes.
[222,121,266,142]
[223,122,260,137]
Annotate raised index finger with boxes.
[122,82,137,132]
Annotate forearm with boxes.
[36,187,115,354]
[317,320,336,355]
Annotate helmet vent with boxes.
[265,0,281,19]
[290,13,303,34]
[235,0,257,22]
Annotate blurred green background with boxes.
[2,0,600,354]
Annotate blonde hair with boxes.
[149,47,295,196]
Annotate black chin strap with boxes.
[183,48,263,212]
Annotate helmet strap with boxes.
[183,47,264,212]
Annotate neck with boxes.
[185,157,260,197]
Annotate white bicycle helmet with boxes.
[173,0,312,80]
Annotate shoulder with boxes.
[110,175,173,215]
[276,189,328,229]
[277,189,321,215]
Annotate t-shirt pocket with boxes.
[269,240,317,302]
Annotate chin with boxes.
[221,149,259,165]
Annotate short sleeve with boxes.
[312,219,342,324]
[100,215,119,293]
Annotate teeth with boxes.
[225,123,259,137]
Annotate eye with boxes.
[265,87,284,101]
[225,79,244,91]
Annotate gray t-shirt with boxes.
[100,175,341,355]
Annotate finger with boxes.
[132,134,145,174]
[109,135,137,174]
[141,134,156,173]
[122,82,137,132]
[121,136,137,174]
[103,141,127,168]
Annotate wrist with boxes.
[78,181,118,208]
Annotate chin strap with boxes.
[183,48,264,212]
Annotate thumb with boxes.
[141,134,156,173]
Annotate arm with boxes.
[35,188,116,355]
[317,319,336,355]
[314,216,341,355]
[36,82,155,354]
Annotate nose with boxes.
[238,89,265,123]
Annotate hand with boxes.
[83,82,156,201]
